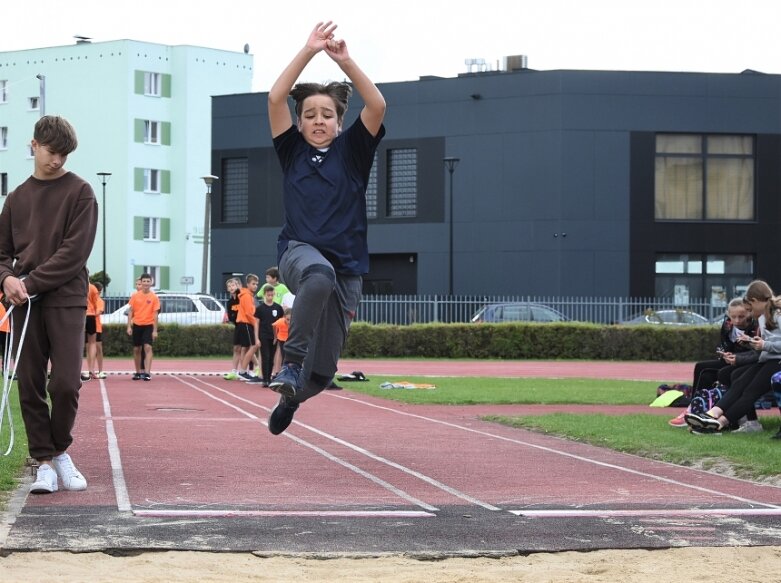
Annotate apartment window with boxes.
[0,127,7,149]
[143,217,161,241]
[28,96,39,110]
[0,81,7,103]
[144,168,160,193]
[27,144,34,158]
[1,173,7,197]
[655,253,754,303]
[655,134,754,221]
[144,72,161,97]
[365,152,378,219]
[221,157,248,223]
[144,120,160,144]
[386,148,417,218]
[141,266,161,288]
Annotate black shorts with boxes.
[85,315,97,335]
[132,324,154,347]
[233,323,254,348]
[0,331,6,350]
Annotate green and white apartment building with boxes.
[0,39,252,294]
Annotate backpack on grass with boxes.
[688,384,725,416]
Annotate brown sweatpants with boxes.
[12,303,85,460]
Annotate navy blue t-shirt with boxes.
[274,116,385,275]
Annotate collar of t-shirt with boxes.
[310,147,330,165]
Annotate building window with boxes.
[655,134,754,221]
[144,168,160,193]
[141,266,161,288]
[144,72,161,97]
[365,152,378,219]
[28,96,39,110]
[1,173,7,197]
[27,144,34,158]
[221,157,248,223]
[143,217,160,241]
[655,253,754,303]
[386,148,417,218]
[0,126,6,149]
[0,80,7,103]
[144,120,160,144]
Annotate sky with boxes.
[2,0,779,92]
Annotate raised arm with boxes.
[268,21,338,138]
[325,38,386,137]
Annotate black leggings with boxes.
[716,360,781,424]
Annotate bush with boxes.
[100,322,718,361]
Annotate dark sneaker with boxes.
[268,363,302,398]
[238,372,255,382]
[684,412,721,430]
[132,373,142,381]
[142,373,152,381]
[268,395,299,435]
[245,376,265,385]
[80,371,91,382]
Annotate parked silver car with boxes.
[102,292,227,326]
[620,309,709,326]
[471,302,568,323]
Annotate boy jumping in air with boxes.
[267,21,386,434]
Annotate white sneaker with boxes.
[734,420,763,433]
[52,453,87,491]
[30,464,58,494]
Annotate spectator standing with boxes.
[0,115,97,493]
[126,273,159,381]
[247,284,283,386]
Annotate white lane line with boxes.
[331,394,781,510]
[99,379,132,513]
[173,376,439,513]
[191,377,500,512]
[134,509,434,518]
[511,508,781,518]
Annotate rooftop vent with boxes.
[504,55,528,71]
[74,35,92,44]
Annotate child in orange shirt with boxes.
[272,308,291,374]
[126,273,159,381]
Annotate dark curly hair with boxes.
[290,82,352,123]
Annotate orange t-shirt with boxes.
[272,318,289,342]
[86,283,100,316]
[128,291,160,326]
[0,295,8,334]
[236,288,256,325]
[96,296,105,333]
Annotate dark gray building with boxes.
[210,66,781,300]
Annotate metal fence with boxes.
[103,293,726,326]
[351,295,726,325]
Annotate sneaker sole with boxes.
[268,381,296,398]
[684,413,721,430]
[30,483,58,494]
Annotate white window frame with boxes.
[144,72,162,97]
[141,266,160,289]
[28,96,39,111]
[0,81,7,104]
[144,120,160,145]
[143,217,161,241]
[144,168,160,193]
[0,127,7,150]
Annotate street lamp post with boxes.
[443,157,460,296]
[200,175,219,293]
[96,172,112,293]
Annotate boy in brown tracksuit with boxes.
[0,116,98,494]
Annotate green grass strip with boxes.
[0,385,29,501]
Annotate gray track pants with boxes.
[279,241,362,402]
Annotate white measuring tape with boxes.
[0,294,36,456]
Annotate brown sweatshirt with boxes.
[0,172,98,307]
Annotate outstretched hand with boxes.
[306,21,338,53]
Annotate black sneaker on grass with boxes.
[690,426,722,436]
[268,363,302,398]
[684,412,721,430]
[268,395,299,435]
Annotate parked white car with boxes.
[102,292,227,326]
